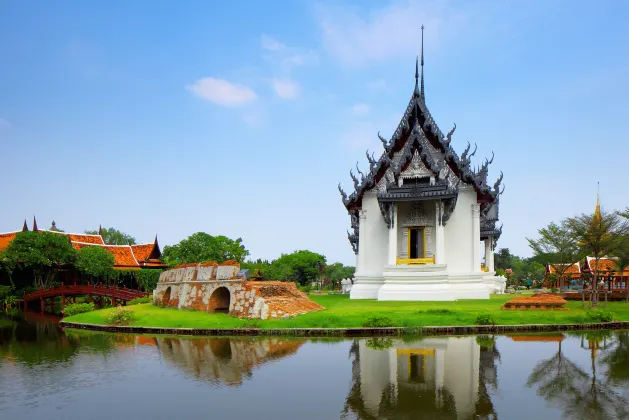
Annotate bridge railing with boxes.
[24,283,150,302]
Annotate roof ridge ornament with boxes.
[420,24,425,99]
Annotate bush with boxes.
[366,338,394,350]
[475,313,496,326]
[476,335,496,349]
[127,297,150,305]
[105,306,134,326]
[362,316,395,328]
[63,302,95,317]
[586,309,615,323]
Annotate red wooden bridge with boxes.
[24,283,150,312]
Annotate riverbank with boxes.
[61,294,629,335]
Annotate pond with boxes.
[1,312,629,419]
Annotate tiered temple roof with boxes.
[0,217,166,269]
[338,27,504,253]
[546,263,581,279]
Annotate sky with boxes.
[1,0,628,266]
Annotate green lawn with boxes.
[63,294,629,329]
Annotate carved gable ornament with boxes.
[401,202,432,227]
[400,152,433,179]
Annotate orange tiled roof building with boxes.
[0,217,166,270]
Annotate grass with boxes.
[63,294,629,330]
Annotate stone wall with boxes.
[153,262,324,319]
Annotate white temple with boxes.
[339,29,505,301]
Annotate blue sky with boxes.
[1,0,628,266]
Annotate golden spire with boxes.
[594,182,601,221]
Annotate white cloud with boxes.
[0,118,10,129]
[260,34,286,51]
[186,77,257,107]
[351,103,371,116]
[315,0,467,67]
[271,78,301,99]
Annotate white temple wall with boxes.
[443,337,480,419]
[444,187,477,273]
[358,340,393,417]
[360,193,388,276]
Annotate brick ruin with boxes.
[153,261,324,319]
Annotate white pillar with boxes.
[483,239,490,270]
[488,240,495,272]
[387,204,397,265]
[435,201,446,265]
[356,209,367,274]
[472,204,481,272]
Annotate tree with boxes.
[567,208,629,307]
[1,231,76,288]
[527,220,582,290]
[323,263,355,288]
[269,250,326,285]
[494,248,515,270]
[75,246,115,284]
[85,227,136,245]
[161,232,249,265]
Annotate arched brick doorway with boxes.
[162,287,172,306]
[209,287,230,313]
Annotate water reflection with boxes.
[155,336,305,386]
[2,311,629,420]
[343,336,500,420]
[526,331,629,420]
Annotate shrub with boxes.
[105,306,134,326]
[475,335,496,349]
[586,309,615,323]
[366,338,394,350]
[475,313,496,326]
[128,297,150,305]
[362,316,395,328]
[63,302,95,317]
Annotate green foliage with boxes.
[128,297,151,305]
[85,227,136,245]
[269,250,326,285]
[63,302,95,317]
[1,231,77,288]
[105,306,134,325]
[362,316,395,328]
[323,262,355,285]
[475,335,496,349]
[75,246,115,280]
[365,338,394,350]
[475,313,496,326]
[586,309,615,323]
[0,285,13,301]
[133,269,161,292]
[161,232,249,265]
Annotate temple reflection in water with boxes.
[345,336,500,420]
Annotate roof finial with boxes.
[98,224,103,236]
[420,24,425,99]
[32,215,38,232]
[413,55,420,97]
[22,219,29,232]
